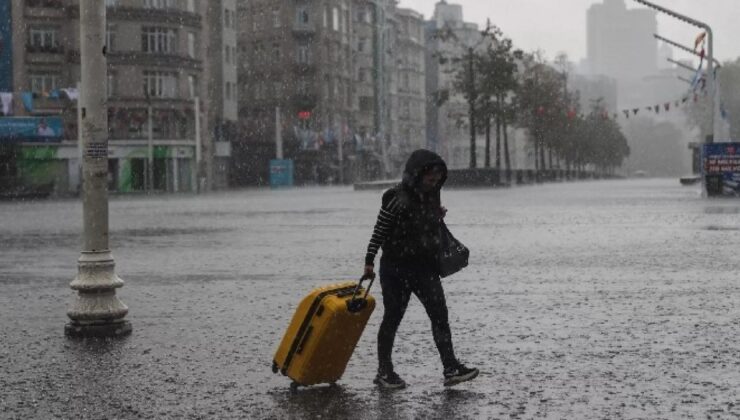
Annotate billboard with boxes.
[0,0,12,92]
[0,117,64,142]
[702,143,740,197]
[270,159,294,188]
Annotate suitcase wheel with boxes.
[271,361,279,374]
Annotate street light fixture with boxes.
[633,0,717,143]
[654,34,721,69]
[667,57,699,74]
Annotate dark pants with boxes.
[377,257,457,372]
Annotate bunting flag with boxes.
[694,32,707,51]
[623,110,630,119]
[0,92,12,116]
[21,92,33,112]
[664,103,670,112]
[633,108,639,116]
[654,105,660,114]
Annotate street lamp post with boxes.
[66,1,131,338]
[634,0,717,143]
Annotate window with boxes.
[296,6,309,25]
[106,24,116,52]
[143,71,177,98]
[186,0,195,13]
[272,8,281,28]
[332,7,339,31]
[359,96,373,112]
[107,73,117,97]
[141,27,177,53]
[297,77,308,94]
[188,75,199,98]
[323,6,328,28]
[105,0,120,7]
[273,43,281,61]
[297,45,309,64]
[144,0,174,9]
[224,9,234,29]
[29,73,58,94]
[187,32,196,58]
[357,37,366,53]
[225,82,231,101]
[272,81,282,97]
[225,45,231,64]
[254,83,265,100]
[29,28,57,48]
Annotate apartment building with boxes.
[1,0,232,194]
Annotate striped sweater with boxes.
[365,193,403,266]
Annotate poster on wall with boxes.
[702,143,740,197]
[0,117,64,142]
[0,0,12,92]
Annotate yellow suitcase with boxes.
[272,278,376,388]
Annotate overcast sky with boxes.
[398,0,740,65]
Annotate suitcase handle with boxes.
[347,274,374,313]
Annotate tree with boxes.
[476,32,522,172]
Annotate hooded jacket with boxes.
[365,149,448,266]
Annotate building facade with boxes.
[394,8,426,162]
[235,0,426,185]
[236,0,358,185]
[425,0,486,169]
[1,0,232,195]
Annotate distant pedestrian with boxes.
[363,149,478,389]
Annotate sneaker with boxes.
[443,364,479,387]
[373,370,407,390]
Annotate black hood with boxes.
[401,149,448,192]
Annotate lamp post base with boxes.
[65,320,132,338]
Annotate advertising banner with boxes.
[0,1,12,92]
[0,117,64,142]
[270,159,294,188]
[702,143,740,197]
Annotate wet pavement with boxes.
[1,179,740,419]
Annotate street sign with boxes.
[270,159,294,188]
[702,143,740,197]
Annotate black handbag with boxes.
[438,222,469,278]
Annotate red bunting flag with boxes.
[694,32,707,51]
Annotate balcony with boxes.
[292,22,316,37]
[291,93,318,110]
[66,50,202,71]
[292,62,316,74]
[25,0,67,19]
[26,0,64,8]
[65,5,201,28]
[26,44,66,64]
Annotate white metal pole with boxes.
[66,0,130,338]
[194,96,201,192]
[76,81,82,192]
[275,106,283,160]
[147,104,153,192]
[706,28,716,143]
[173,152,179,193]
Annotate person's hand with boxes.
[363,264,376,280]
[440,206,448,219]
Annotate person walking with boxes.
[364,149,478,389]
